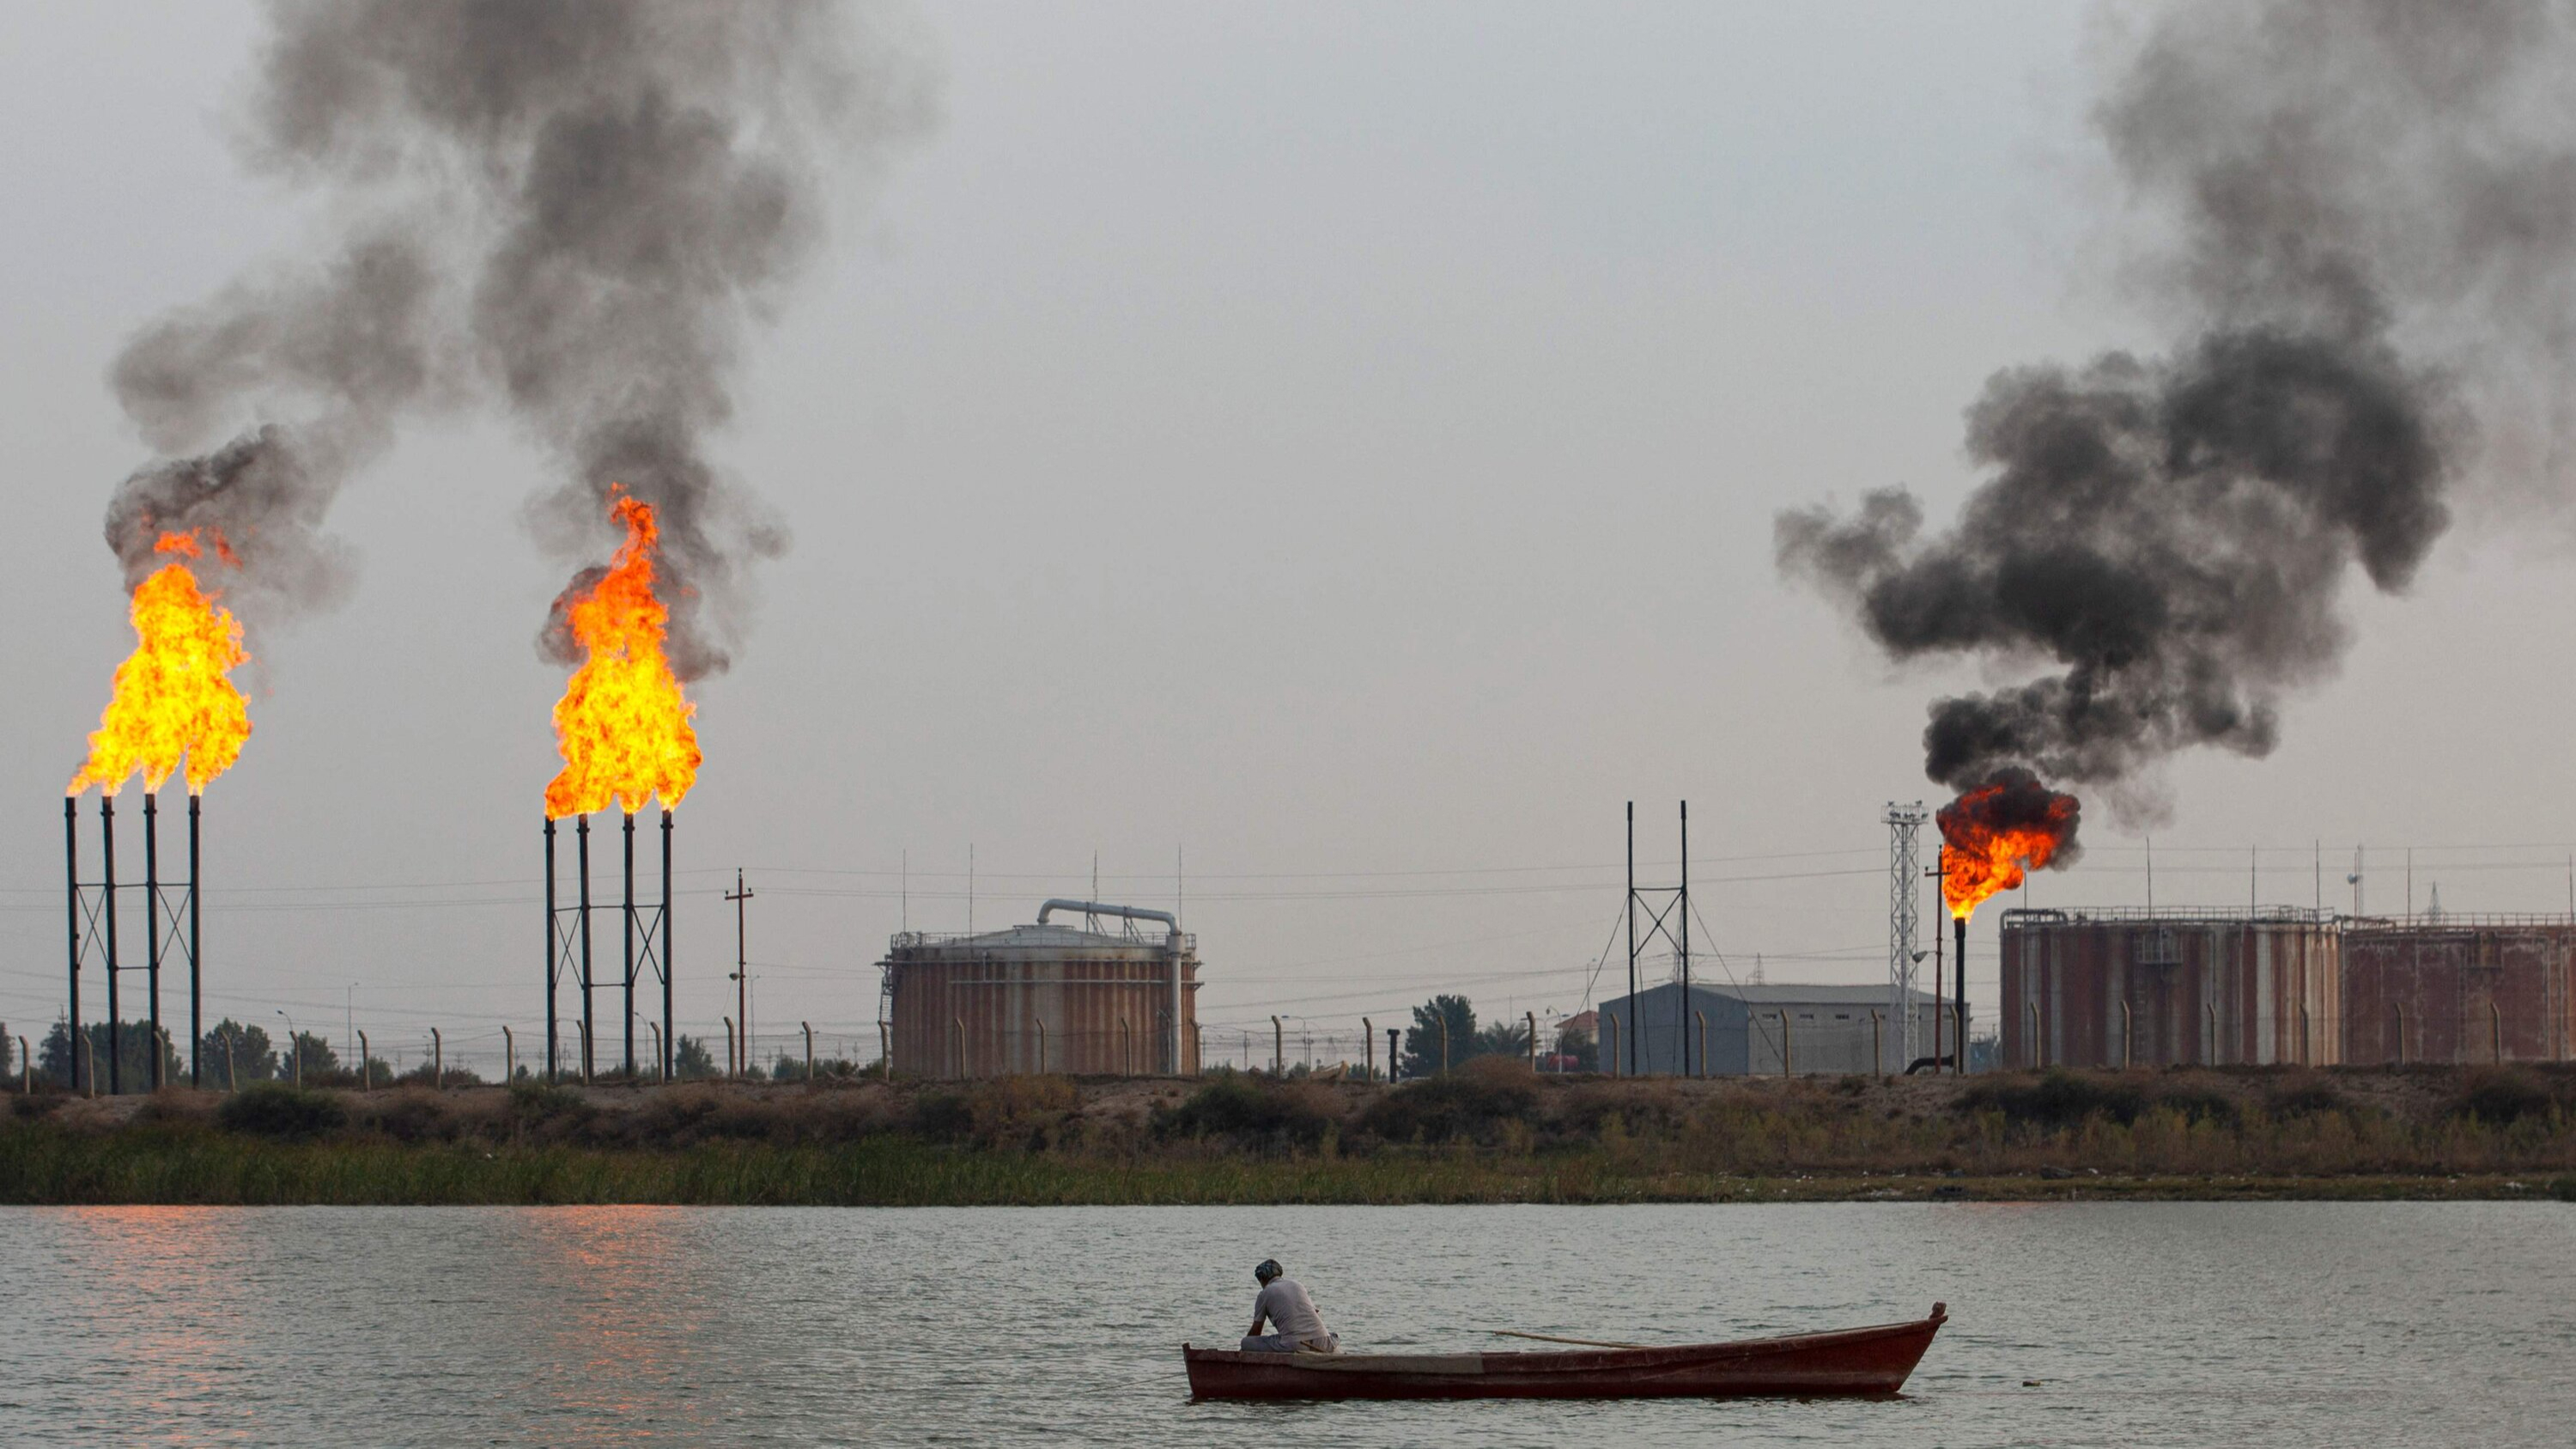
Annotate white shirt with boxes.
[1252,1277,1330,1344]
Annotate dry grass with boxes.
[3,1063,2573,1204]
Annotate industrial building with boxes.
[878,899,1200,1078]
[2000,908,2340,1069]
[2000,908,2576,1069]
[1596,982,1943,1075]
[2342,918,2575,1065]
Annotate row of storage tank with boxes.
[2000,909,2576,1068]
[875,898,2576,1081]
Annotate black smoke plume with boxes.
[1777,0,2576,813]
[103,1,937,673]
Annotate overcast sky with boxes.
[6,3,2573,1075]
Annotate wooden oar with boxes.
[1488,1330,1652,1350]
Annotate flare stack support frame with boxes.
[545,809,674,1081]
[63,793,202,1092]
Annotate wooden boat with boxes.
[1183,1301,1945,1401]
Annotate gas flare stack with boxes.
[64,531,248,1093]
[540,494,697,1085]
[1934,769,2081,1074]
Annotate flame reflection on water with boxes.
[10,1202,2574,1446]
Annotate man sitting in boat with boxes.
[1242,1259,1340,1354]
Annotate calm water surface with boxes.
[5,1202,2570,1446]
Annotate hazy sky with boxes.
[7,3,2573,1075]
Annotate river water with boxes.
[5,1201,2570,1446]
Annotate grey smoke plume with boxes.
[104,1,937,674]
[1778,0,2576,813]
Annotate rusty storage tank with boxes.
[879,899,1200,1078]
[1999,908,2340,1069]
[2340,916,2575,1065]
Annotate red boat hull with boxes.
[1184,1303,1946,1401]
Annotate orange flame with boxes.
[1937,769,2081,921]
[544,492,700,818]
[69,532,253,797]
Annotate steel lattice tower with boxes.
[1886,802,1926,1074]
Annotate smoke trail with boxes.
[102,1,937,673]
[1778,0,2576,814]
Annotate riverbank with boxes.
[4,1062,2573,1205]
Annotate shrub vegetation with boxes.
[3,1063,2569,1205]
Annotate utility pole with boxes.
[726,870,754,1079]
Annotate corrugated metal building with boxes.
[1597,982,1942,1075]
[878,900,1201,1078]
[2342,918,2575,1064]
[1998,909,2340,1069]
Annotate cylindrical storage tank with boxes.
[1999,908,2341,1070]
[2341,918,2576,1065]
[880,916,1201,1078]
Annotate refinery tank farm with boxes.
[22,4,2576,1442]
